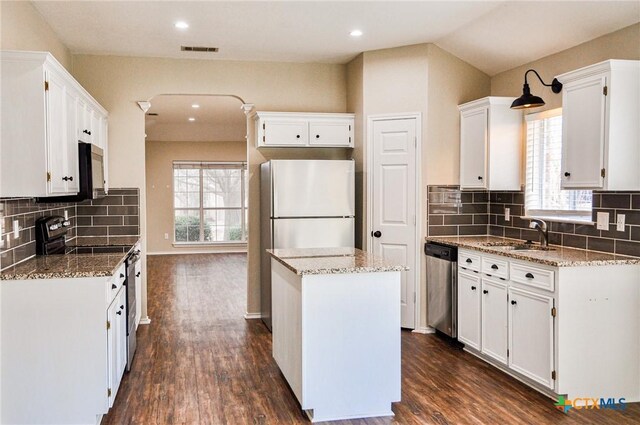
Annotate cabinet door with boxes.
[460,108,488,189]
[100,116,109,192]
[561,74,607,189]
[115,287,127,379]
[309,120,352,146]
[263,120,308,146]
[77,100,91,143]
[481,277,508,364]
[64,90,79,193]
[135,261,142,327]
[90,108,100,145]
[46,71,68,195]
[457,270,481,350]
[106,295,119,407]
[508,287,554,389]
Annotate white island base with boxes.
[270,256,402,423]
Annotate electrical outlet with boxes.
[504,207,510,222]
[13,220,20,239]
[164,233,169,240]
[596,212,609,230]
[617,214,626,232]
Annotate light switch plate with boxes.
[617,214,626,232]
[505,207,510,222]
[596,212,609,230]
[164,233,169,240]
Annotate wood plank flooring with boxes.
[102,254,639,425]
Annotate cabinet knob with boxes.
[564,172,571,177]
[491,264,499,270]
[120,273,125,278]
[478,176,483,180]
[83,129,90,135]
[136,272,141,277]
[511,300,517,305]
[315,134,320,139]
[62,176,74,181]
[471,286,477,290]
[296,135,300,139]
[111,284,117,289]
[525,272,534,279]
[483,289,489,294]
[465,258,472,264]
[116,311,122,315]
[120,305,125,310]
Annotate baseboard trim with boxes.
[412,326,435,334]
[244,312,261,320]
[139,316,151,325]
[148,248,247,255]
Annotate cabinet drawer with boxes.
[309,121,352,146]
[482,256,509,280]
[263,120,308,146]
[459,250,481,272]
[510,262,555,292]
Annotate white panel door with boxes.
[371,118,417,328]
[561,74,607,189]
[273,218,354,249]
[272,160,355,217]
[460,108,488,189]
[457,270,481,350]
[481,277,508,364]
[508,287,554,389]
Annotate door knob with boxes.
[372,230,382,238]
[511,300,517,305]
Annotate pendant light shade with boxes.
[511,69,563,110]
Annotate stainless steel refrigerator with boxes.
[260,159,355,330]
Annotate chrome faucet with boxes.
[529,219,549,247]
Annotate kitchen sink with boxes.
[493,244,555,252]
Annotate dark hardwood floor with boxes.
[103,254,640,425]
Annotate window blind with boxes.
[173,161,247,170]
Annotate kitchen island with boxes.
[267,248,407,423]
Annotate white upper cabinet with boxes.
[255,112,354,148]
[459,97,522,190]
[0,51,108,198]
[557,60,640,190]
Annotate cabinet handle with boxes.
[471,286,476,291]
[111,284,117,289]
[315,134,320,139]
[511,300,517,305]
[564,172,571,177]
[491,264,499,270]
[116,311,122,315]
[525,272,534,279]
[465,258,472,263]
[296,135,300,139]
[478,176,483,180]
[83,129,90,135]
[120,305,125,310]
[136,272,141,277]
[62,176,74,181]
[483,289,489,294]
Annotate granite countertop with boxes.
[425,235,640,267]
[0,247,134,281]
[267,247,409,276]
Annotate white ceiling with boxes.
[32,1,640,76]
[145,95,247,142]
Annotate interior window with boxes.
[173,161,248,243]
[524,108,592,221]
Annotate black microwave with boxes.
[37,142,106,203]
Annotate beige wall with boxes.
[145,140,248,254]
[346,54,365,248]
[0,1,72,70]
[70,54,347,317]
[491,23,640,109]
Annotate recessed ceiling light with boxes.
[350,30,363,37]
[192,104,200,109]
[175,21,189,30]
[188,117,196,122]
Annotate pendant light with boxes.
[510,69,563,109]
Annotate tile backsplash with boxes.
[0,188,140,271]
[427,185,640,258]
[427,186,488,237]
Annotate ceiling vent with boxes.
[181,46,219,53]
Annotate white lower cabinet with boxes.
[107,286,127,407]
[481,277,508,365]
[457,270,481,350]
[508,287,554,389]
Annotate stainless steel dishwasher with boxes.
[425,242,458,337]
